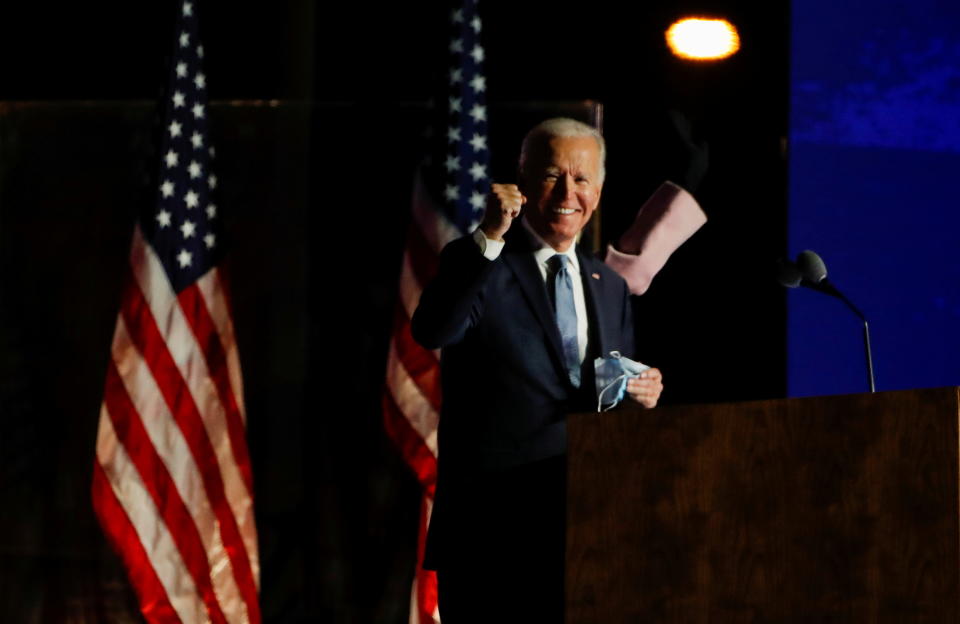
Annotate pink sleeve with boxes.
[604,181,707,295]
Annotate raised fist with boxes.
[480,183,526,242]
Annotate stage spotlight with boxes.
[666,18,740,61]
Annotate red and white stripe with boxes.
[384,172,461,624]
[94,226,260,624]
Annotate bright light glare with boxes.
[666,18,740,60]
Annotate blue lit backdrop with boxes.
[788,0,960,396]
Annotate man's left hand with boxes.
[626,368,663,408]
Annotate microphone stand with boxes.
[809,279,876,393]
[862,321,875,393]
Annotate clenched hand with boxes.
[626,368,663,408]
[480,183,525,241]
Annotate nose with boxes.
[554,173,576,201]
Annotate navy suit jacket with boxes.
[411,226,637,568]
[412,226,634,470]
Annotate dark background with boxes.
[0,1,788,621]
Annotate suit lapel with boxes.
[499,228,570,377]
[502,249,568,372]
[578,249,609,358]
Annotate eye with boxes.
[576,176,589,184]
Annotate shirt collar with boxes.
[521,216,580,274]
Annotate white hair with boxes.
[518,117,606,183]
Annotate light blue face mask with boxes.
[594,351,651,412]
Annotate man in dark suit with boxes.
[411,118,663,622]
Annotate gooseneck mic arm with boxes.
[780,251,876,393]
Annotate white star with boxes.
[471,45,485,63]
[179,32,190,48]
[164,149,179,168]
[208,146,216,158]
[182,1,192,16]
[447,126,461,143]
[188,161,202,178]
[206,204,217,219]
[156,209,172,228]
[471,16,481,33]
[470,133,487,152]
[449,96,461,112]
[191,132,203,148]
[168,120,182,138]
[469,162,487,181]
[451,8,463,22]
[469,191,485,210]
[444,185,459,201]
[160,180,175,198]
[172,91,185,108]
[208,174,217,189]
[444,155,461,172]
[450,38,463,53]
[180,220,197,238]
[197,45,204,59]
[470,75,486,93]
[204,233,216,249]
[449,68,462,84]
[184,189,199,209]
[192,103,205,119]
[194,73,206,89]
[176,249,193,268]
[469,104,486,122]
[176,62,188,78]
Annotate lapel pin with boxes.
[591,273,600,280]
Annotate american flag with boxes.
[92,3,260,623]
[383,2,489,622]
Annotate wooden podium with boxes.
[566,387,960,622]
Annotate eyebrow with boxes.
[543,165,591,178]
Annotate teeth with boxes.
[552,208,576,215]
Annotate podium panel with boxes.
[567,388,960,623]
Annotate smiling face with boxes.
[521,135,603,252]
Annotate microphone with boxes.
[796,249,827,282]
[795,250,845,301]
[780,250,876,392]
[776,258,802,288]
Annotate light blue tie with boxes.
[550,254,580,388]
